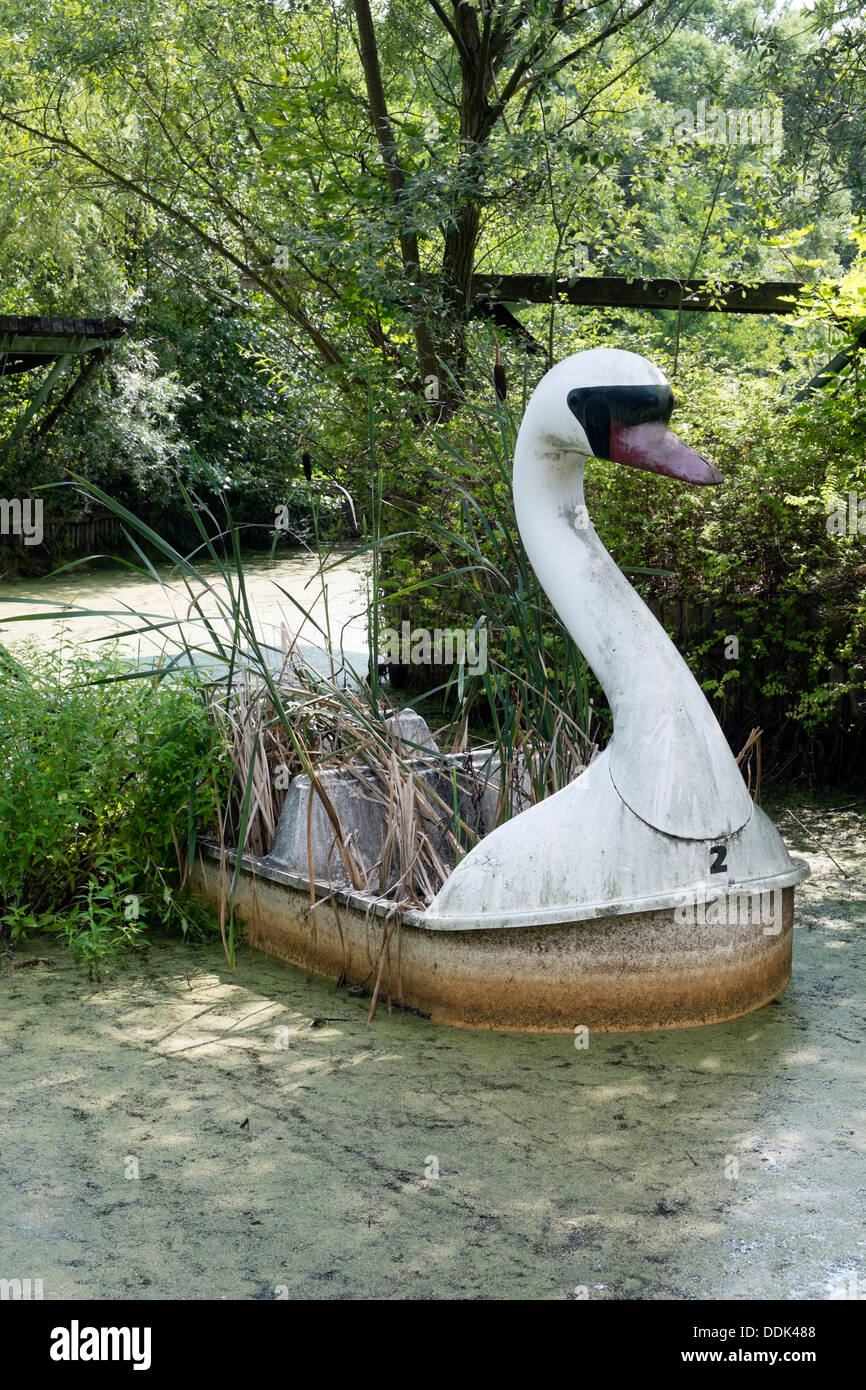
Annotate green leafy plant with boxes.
[0,639,226,975]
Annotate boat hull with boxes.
[191,852,794,1032]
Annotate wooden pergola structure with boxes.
[0,314,127,456]
[0,278,855,458]
[471,274,861,395]
[472,273,802,318]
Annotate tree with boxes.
[0,0,695,400]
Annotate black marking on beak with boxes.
[567,384,675,461]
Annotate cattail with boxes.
[493,330,507,401]
[300,433,312,481]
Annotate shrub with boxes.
[0,641,227,974]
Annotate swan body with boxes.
[424,349,808,932]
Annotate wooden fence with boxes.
[0,511,124,551]
[42,513,123,550]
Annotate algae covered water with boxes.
[1,817,864,1300]
[0,549,370,663]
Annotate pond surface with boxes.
[0,547,371,666]
[2,820,864,1300]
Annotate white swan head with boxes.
[519,347,721,486]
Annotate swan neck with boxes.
[510,400,754,841]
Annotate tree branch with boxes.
[0,109,346,372]
[426,0,472,64]
[494,0,659,117]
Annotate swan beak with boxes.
[609,422,722,485]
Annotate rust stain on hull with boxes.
[191,862,794,1033]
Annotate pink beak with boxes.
[609,421,722,485]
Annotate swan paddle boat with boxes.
[194,348,809,1030]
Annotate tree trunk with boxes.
[352,0,440,396]
[437,7,498,381]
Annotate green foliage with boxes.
[365,380,595,795]
[0,641,226,973]
[0,0,864,784]
[583,345,866,769]
[374,319,865,779]
[3,0,858,491]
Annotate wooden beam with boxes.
[0,317,127,381]
[0,333,119,367]
[471,274,804,316]
[34,348,107,438]
[0,314,126,337]
[1,353,75,458]
[471,301,546,355]
[0,355,55,376]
